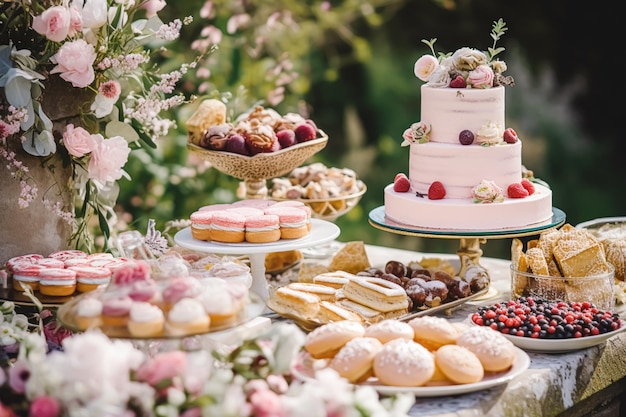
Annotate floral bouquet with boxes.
[0,0,197,251]
[0,310,415,417]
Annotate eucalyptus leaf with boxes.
[105,120,140,142]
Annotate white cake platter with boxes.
[174,219,340,301]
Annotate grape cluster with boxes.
[470,297,622,339]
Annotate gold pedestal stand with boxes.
[368,207,566,299]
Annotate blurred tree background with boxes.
[116,0,623,261]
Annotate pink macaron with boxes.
[48,250,87,261]
[264,206,310,239]
[68,266,112,293]
[190,210,214,241]
[5,254,44,272]
[231,199,276,209]
[227,206,264,218]
[270,200,312,217]
[38,267,77,296]
[35,258,66,269]
[244,214,281,243]
[210,211,247,243]
[11,264,45,291]
[198,203,233,212]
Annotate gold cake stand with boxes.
[368,206,566,298]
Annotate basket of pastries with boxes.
[269,162,367,221]
[186,100,328,181]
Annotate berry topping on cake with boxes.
[503,128,518,144]
[520,178,535,195]
[449,75,467,88]
[295,123,317,142]
[507,182,529,198]
[459,130,475,145]
[393,173,411,192]
[428,181,446,200]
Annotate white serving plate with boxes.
[498,324,626,353]
[468,315,626,353]
[290,348,530,397]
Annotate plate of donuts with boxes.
[291,347,530,397]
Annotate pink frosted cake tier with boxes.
[409,140,521,199]
[420,86,505,145]
[384,183,553,230]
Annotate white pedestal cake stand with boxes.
[174,218,340,302]
[368,206,566,299]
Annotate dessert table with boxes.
[328,244,626,417]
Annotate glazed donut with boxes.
[408,316,458,351]
[330,337,383,383]
[304,320,365,359]
[455,326,516,372]
[364,319,414,344]
[373,338,435,387]
[434,344,484,384]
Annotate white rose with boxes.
[414,55,439,82]
[472,180,504,203]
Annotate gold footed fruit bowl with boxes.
[188,134,328,199]
[272,183,367,222]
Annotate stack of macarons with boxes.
[4,250,133,297]
[189,199,312,244]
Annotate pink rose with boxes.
[68,6,83,37]
[140,0,167,18]
[87,134,131,183]
[135,351,187,386]
[32,6,70,42]
[112,261,151,285]
[63,124,95,157]
[29,396,61,417]
[413,55,439,82]
[467,64,494,89]
[50,39,96,88]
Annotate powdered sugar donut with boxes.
[364,319,414,344]
[304,320,365,359]
[373,338,435,386]
[408,316,458,350]
[330,337,383,383]
[455,326,516,372]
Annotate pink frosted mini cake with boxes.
[384,20,552,230]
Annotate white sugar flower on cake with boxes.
[414,18,515,89]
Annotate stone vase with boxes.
[0,75,95,264]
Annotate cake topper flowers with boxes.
[0,1,198,251]
[413,18,515,89]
